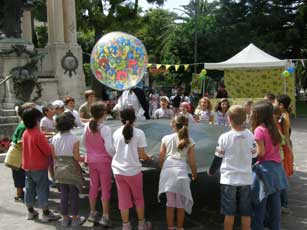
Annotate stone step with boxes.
[0,109,17,116]
[0,123,18,139]
[0,102,15,110]
[0,116,19,124]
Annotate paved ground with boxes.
[0,118,306,230]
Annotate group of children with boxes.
[7,90,294,230]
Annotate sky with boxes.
[139,0,190,14]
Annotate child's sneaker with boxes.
[122,222,132,230]
[138,219,152,230]
[42,211,61,223]
[61,217,71,227]
[71,216,86,227]
[98,216,112,227]
[27,210,39,220]
[87,211,100,223]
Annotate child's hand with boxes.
[192,172,197,181]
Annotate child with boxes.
[40,104,56,184]
[276,95,294,213]
[63,96,83,127]
[21,107,60,222]
[243,100,253,129]
[40,104,56,132]
[112,108,152,230]
[264,92,277,104]
[149,89,159,118]
[8,103,35,202]
[158,115,197,230]
[208,105,257,230]
[52,99,65,118]
[79,89,96,123]
[179,102,195,124]
[84,101,114,226]
[250,101,288,230]
[51,113,86,227]
[154,96,174,119]
[215,98,230,126]
[194,97,214,123]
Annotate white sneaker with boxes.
[71,216,86,227]
[87,212,99,223]
[98,216,112,227]
[27,210,39,220]
[42,211,61,223]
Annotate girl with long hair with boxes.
[251,101,287,230]
[84,101,114,226]
[112,108,152,230]
[158,115,197,230]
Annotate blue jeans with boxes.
[280,189,288,208]
[252,191,281,230]
[25,170,49,209]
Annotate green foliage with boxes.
[35,26,48,48]
[83,63,92,87]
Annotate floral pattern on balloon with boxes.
[90,32,148,91]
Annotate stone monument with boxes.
[0,0,86,106]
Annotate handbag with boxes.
[54,156,84,191]
[4,142,22,170]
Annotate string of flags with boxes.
[147,63,190,71]
[147,62,205,71]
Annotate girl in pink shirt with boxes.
[251,101,287,230]
[84,101,114,227]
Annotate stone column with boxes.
[63,0,77,43]
[46,0,54,43]
[53,0,65,43]
[21,10,32,42]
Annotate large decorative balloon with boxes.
[90,32,148,91]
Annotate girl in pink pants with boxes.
[112,108,152,230]
[84,101,114,227]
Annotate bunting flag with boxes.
[156,64,162,69]
[165,64,171,70]
[175,65,180,71]
[147,63,153,67]
[184,64,189,71]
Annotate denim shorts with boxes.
[221,184,252,216]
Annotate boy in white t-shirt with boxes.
[40,104,56,132]
[208,105,257,230]
[154,96,174,119]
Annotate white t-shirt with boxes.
[154,108,174,119]
[162,133,195,161]
[40,116,56,132]
[113,90,145,120]
[51,131,79,156]
[65,109,83,127]
[112,126,147,176]
[215,129,257,186]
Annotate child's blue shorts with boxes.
[221,184,252,216]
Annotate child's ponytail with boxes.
[89,118,98,133]
[89,101,107,133]
[120,108,136,144]
[174,115,190,150]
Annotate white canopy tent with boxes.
[205,43,287,70]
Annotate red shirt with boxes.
[22,127,52,171]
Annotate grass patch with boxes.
[296,100,307,115]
